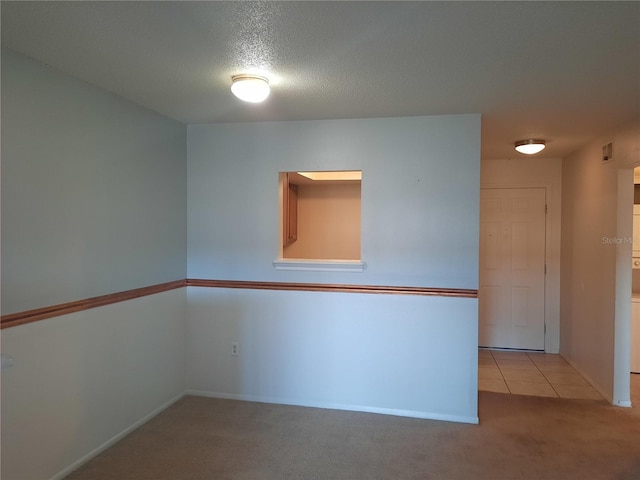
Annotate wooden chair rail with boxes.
[2,279,477,329]
[186,279,477,298]
[1,280,186,329]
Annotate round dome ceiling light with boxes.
[514,139,546,155]
[231,74,270,103]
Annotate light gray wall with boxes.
[1,50,188,479]
[188,115,480,287]
[1,49,187,314]
[1,289,187,480]
[560,121,639,404]
[187,115,481,422]
[188,287,479,423]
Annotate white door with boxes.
[479,188,546,350]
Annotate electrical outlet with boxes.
[1,354,15,370]
[231,342,239,356]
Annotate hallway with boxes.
[479,349,603,399]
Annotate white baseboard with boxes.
[187,389,479,425]
[50,392,186,480]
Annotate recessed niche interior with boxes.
[279,171,361,261]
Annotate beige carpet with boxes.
[67,378,640,480]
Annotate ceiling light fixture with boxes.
[231,74,270,103]
[514,139,546,155]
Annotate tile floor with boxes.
[478,349,604,400]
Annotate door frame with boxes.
[612,167,634,406]
[480,184,559,353]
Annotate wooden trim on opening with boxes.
[1,280,186,329]
[186,279,478,298]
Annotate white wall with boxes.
[1,289,186,480]
[1,51,188,479]
[481,157,562,352]
[188,115,480,287]
[188,287,478,423]
[187,115,481,422]
[560,121,640,404]
[1,49,187,315]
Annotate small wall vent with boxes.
[602,142,613,161]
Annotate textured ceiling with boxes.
[2,1,639,159]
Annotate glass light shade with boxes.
[231,75,270,103]
[515,139,545,155]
